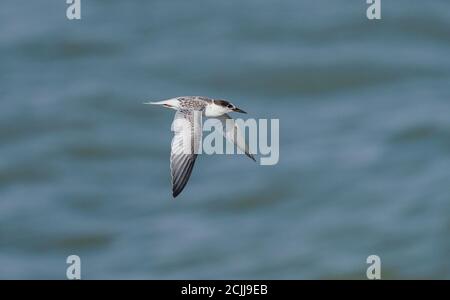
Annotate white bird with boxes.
[145,96,255,198]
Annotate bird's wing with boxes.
[216,114,256,162]
[170,109,202,198]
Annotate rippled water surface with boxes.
[0,0,449,279]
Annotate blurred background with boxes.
[0,0,449,279]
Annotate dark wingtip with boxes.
[246,153,257,162]
[172,186,183,198]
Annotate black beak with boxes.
[233,107,247,114]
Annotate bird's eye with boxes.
[227,104,233,108]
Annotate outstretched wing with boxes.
[216,114,256,162]
[170,110,202,198]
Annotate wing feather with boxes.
[216,114,256,162]
[170,110,202,197]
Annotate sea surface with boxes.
[0,0,449,279]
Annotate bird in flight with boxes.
[145,96,256,198]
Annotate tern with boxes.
[145,96,255,198]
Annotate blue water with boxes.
[0,0,449,279]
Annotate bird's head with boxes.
[214,99,247,114]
